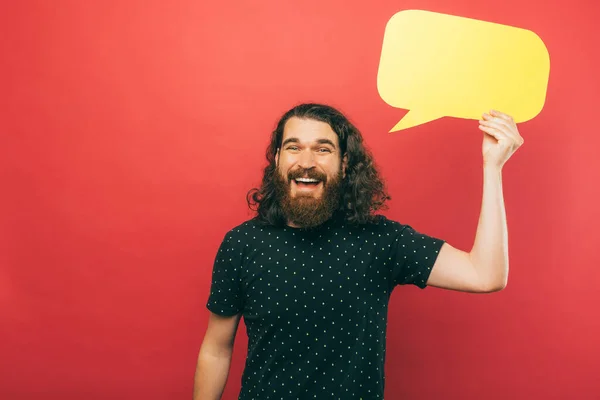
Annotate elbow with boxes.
[489,282,507,293]
[482,278,507,293]
[474,261,508,293]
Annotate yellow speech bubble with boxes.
[377,10,550,132]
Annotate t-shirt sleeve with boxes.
[206,231,244,316]
[391,224,445,289]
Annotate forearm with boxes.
[469,165,509,291]
[193,347,233,400]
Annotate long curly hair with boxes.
[247,103,390,226]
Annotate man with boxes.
[194,103,523,399]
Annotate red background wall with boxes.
[1,1,599,399]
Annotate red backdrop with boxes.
[1,1,599,399]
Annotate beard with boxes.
[274,167,343,229]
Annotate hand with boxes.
[478,110,524,170]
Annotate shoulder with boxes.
[365,214,410,233]
[337,214,411,243]
[226,217,260,233]
[221,217,284,242]
[220,218,257,239]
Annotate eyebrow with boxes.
[281,137,337,149]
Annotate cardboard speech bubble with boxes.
[377,10,550,131]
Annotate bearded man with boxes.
[194,103,523,399]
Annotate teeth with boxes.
[296,178,319,183]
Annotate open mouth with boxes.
[292,177,323,191]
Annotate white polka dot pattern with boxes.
[206,214,444,399]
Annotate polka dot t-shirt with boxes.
[206,214,444,399]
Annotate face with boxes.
[275,117,347,228]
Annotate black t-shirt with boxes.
[206,213,445,399]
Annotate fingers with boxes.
[479,117,511,132]
[478,124,507,141]
[490,109,515,124]
[481,110,524,145]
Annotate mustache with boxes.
[287,168,327,182]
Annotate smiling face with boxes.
[275,117,347,227]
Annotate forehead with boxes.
[282,117,339,146]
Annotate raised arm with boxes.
[426,110,524,293]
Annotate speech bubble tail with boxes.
[389,111,441,132]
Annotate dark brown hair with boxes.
[247,103,390,226]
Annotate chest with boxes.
[239,233,394,325]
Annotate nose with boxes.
[297,149,316,169]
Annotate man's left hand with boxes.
[479,110,524,169]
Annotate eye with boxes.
[286,146,299,151]
[317,148,332,153]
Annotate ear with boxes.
[275,149,279,167]
[342,153,348,179]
